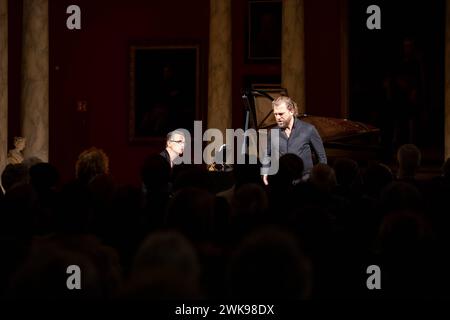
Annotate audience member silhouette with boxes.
[75,147,110,185]
[121,231,202,300]
[229,227,312,299]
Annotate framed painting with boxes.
[247,0,282,61]
[129,43,200,142]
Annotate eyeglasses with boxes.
[170,140,185,145]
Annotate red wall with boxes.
[47,0,342,186]
[49,0,210,186]
[304,0,342,118]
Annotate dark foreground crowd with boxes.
[1,144,450,300]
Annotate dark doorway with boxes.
[348,0,445,164]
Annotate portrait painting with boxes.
[130,44,200,142]
[247,0,282,61]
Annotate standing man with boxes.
[263,96,327,185]
[160,130,186,168]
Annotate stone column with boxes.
[340,0,349,119]
[208,0,232,136]
[0,0,7,174]
[282,0,305,114]
[21,0,49,161]
[446,0,450,160]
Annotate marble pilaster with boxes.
[282,0,305,114]
[0,0,7,174]
[208,0,232,135]
[446,0,450,160]
[21,0,49,161]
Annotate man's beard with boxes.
[277,118,290,128]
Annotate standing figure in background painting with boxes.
[248,0,281,60]
[7,137,26,165]
[252,12,280,59]
[384,37,425,153]
[140,64,184,135]
[133,46,198,140]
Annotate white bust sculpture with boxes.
[7,137,26,165]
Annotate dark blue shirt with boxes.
[265,117,327,176]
